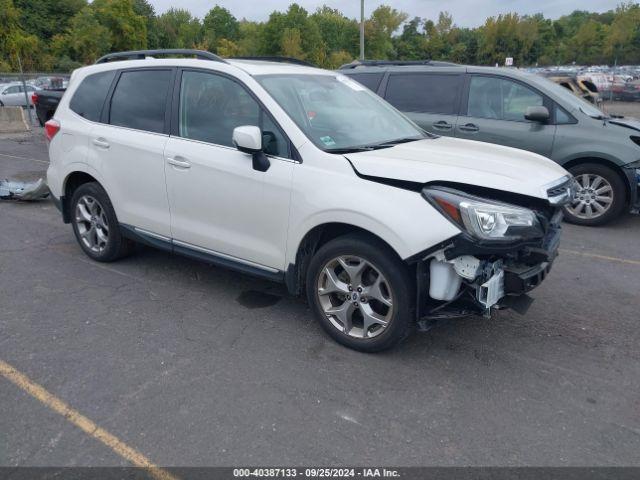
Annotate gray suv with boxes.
[340,61,640,226]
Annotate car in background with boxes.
[340,60,640,226]
[0,82,40,107]
[611,79,640,102]
[546,75,602,105]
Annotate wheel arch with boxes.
[61,170,102,223]
[285,222,408,296]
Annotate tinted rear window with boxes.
[69,71,116,122]
[109,70,172,133]
[345,73,384,92]
[385,73,462,114]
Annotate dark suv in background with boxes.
[340,60,640,226]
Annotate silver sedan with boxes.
[0,83,40,107]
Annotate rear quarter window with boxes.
[385,73,462,114]
[344,73,384,92]
[69,71,116,122]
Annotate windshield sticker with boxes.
[336,74,366,91]
[320,136,337,147]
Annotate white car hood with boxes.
[345,137,569,200]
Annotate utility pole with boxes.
[360,0,365,60]
[17,54,34,128]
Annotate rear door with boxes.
[456,75,556,157]
[382,72,463,137]
[88,68,174,237]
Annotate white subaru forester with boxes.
[46,50,575,352]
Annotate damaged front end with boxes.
[414,184,566,330]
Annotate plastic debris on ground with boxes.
[0,178,50,201]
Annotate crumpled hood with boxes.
[345,137,569,200]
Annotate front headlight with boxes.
[422,187,544,242]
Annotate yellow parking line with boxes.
[561,248,640,266]
[0,359,178,480]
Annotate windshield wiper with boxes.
[325,136,424,154]
[325,146,376,154]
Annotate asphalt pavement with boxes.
[1,129,639,469]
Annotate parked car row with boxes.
[340,60,640,226]
[0,82,40,107]
[45,50,578,351]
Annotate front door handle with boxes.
[92,138,110,149]
[167,156,191,169]
[432,120,453,131]
[458,123,479,133]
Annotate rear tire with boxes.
[306,233,414,352]
[70,182,134,262]
[563,163,626,226]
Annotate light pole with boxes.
[360,0,365,60]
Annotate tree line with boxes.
[1,0,640,72]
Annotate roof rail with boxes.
[338,59,458,69]
[95,49,227,64]
[231,56,315,67]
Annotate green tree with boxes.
[0,0,40,70]
[156,8,202,49]
[92,0,147,52]
[132,0,158,49]
[365,5,408,58]
[15,0,86,41]
[203,5,239,52]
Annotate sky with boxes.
[149,0,623,26]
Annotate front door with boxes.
[164,69,294,271]
[456,75,556,157]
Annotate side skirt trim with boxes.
[120,224,284,283]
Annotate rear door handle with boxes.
[458,123,479,133]
[92,138,110,149]
[432,120,453,131]
[167,156,191,169]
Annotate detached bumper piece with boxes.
[416,209,562,330]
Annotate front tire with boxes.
[70,182,134,262]
[563,163,626,226]
[306,233,414,352]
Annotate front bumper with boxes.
[416,210,562,324]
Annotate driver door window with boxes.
[178,71,289,158]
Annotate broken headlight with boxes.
[422,187,543,242]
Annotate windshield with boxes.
[256,73,426,151]
[536,76,606,118]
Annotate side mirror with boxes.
[524,106,549,123]
[232,125,270,172]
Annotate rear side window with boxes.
[346,73,384,92]
[69,71,116,122]
[385,73,462,114]
[109,70,172,134]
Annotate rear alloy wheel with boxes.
[70,182,134,262]
[306,234,414,352]
[563,163,626,226]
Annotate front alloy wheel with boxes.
[565,173,613,220]
[563,163,626,226]
[306,233,414,352]
[317,255,394,339]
